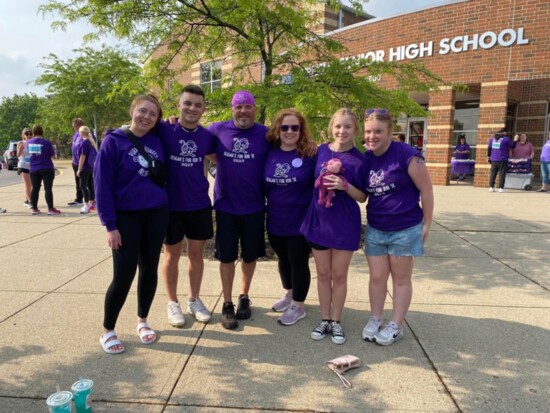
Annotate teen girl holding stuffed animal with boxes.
[300,108,367,345]
[361,108,433,346]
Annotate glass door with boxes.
[406,118,427,157]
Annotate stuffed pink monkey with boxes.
[315,158,348,208]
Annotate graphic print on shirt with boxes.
[128,146,159,177]
[170,139,201,167]
[368,169,395,196]
[223,137,255,163]
[274,163,291,178]
[492,140,501,150]
[28,143,43,155]
[266,162,297,185]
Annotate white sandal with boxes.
[136,322,157,344]
[99,331,125,354]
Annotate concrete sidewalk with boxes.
[0,161,548,412]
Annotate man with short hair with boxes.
[208,90,270,330]
[159,85,217,326]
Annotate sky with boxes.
[0,0,451,99]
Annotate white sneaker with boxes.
[362,316,382,342]
[489,187,495,192]
[374,321,404,346]
[167,301,185,327]
[187,297,211,323]
[80,204,90,214]
[498,188,506,193]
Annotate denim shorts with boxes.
[364,222,424,257]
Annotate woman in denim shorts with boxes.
[361,108,434,346]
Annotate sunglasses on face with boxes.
[280,124,300,132]
[364,108,390,116]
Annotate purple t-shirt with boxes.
[364,141,423,232]
[27,138,55,173]
[489,135,516,162]
[158,121,216,211]
[300,143,367,251]
[71,131,81,165]
[264,148,316,236]
[208,120,270,215]
[455,143,470,160]
[77,139,97,171]
[94,128,168,232]
[541,140,550,162]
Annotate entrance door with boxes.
[407,118,427,157]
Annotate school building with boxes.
[154,0,550,186]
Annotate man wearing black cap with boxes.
[487,128,518,192]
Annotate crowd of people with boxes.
[90,87,433,355]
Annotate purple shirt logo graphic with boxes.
[369,169,385,187]
[179,140,198,156]
[274,163,291,178]
[232,138,249,153]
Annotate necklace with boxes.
[180,124,198,133]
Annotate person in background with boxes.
[361,108,433,346]
[207,90,270,330]
[95,94,169,354]
[68,118,97,210]
[76,126,98,214]
[511,133,534,159]
[27,125,61,216]
[537,132,550,192]
[487,128,518,193]
[454,134,471,181]
[159,85,216,327]
[17,128,33,208]
[68,118,85,206]
[265,108,317,326]
[300,108,367,345]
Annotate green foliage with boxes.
[40,0,451,137]
[0,94,45,149]
[34,45,146,151]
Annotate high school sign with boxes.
[342,27,529,63]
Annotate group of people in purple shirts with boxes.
[95,86,434,355]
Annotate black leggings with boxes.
[103,206,169,330]
[268,233,311,302]
[30,169,55,209]
[79,169,92,203]
[73,164,95,202]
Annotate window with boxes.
[200,60,222,92]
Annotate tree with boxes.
[34,45,146,146]
[40,1,447,136]
[0,93,45,148]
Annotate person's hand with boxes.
[76,169,81,177]
[422,223,431,242]
[167,115,178,125]
[106,230,122,250]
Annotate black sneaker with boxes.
[236,294,251,320]
[221,302,238,330]
[67,200,83,206]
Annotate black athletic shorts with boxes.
[164,206,214,245]
[214,210,266,263]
